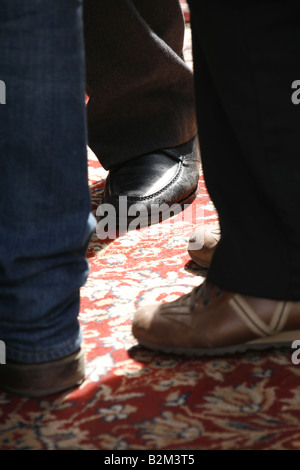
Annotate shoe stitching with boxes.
[270,302,292,332]
[104,160,198,202]
[229,295,275,337]
[107,163,182,201]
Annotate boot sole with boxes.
[133,329,300,357]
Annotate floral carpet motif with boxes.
[1,3,300,451]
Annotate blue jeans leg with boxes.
[0,0,96,363]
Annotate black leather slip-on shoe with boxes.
[98,136,201,230]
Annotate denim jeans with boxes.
[0,0,96,363]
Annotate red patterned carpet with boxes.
[1,3,300,451]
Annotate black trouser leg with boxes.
[188,0,300,299]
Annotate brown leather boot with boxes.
[132,280,300,356]
[0,348,85,397]
[188,224,220,268]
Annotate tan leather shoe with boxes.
[188,224,220,268]
[0,348,85,397]
[132,281,300,356]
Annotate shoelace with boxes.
[189,282,223,310]
[170,282,224,311]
